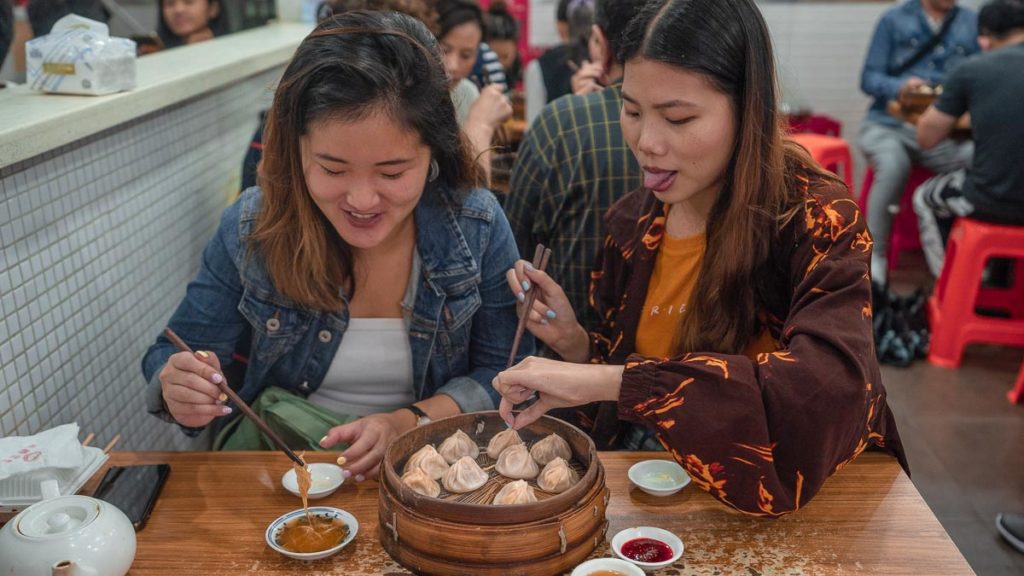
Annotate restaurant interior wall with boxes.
[0,68,279,449]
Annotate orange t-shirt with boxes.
[634,232,778,359]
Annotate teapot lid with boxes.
[17,496,101,539]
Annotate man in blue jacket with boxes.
[858,0,978,286]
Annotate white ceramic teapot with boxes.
[0,479,136,576]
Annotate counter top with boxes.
[0,22,310,170]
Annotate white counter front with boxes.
[0,23,308,449]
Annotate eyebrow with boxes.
[621,90,698,110]
[314,153,414,167]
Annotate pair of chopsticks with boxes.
[82,432,120,454]
[506,243,552,368]
[163,328,307,468]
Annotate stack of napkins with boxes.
[26,14,136,96]
[0,423,107,512]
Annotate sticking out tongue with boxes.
[644,170,677,192]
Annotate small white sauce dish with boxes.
[571,557,646,576]
[627,459,690,497]
[611,526,684,572]
[282,463,344,499]
[265,507,358,561]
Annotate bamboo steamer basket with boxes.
[379,411,609,576]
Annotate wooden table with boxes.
[79,451,972,575]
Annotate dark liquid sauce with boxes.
[621,537,674,563]
[277,516,349,553]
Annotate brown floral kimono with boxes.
[567,167,907,517]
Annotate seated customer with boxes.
[494,0,905,516]
[157,0,226,49]
[914,0,1024,276]
[143,11,529,481]
[483,0,521,88]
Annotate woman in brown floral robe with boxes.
[493,0,906,517]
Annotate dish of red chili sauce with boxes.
[620,537,674,563]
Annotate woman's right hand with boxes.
[505,260,590,363]
[159,351,232,428]
[571,60,606,96]
[468,84,513,130]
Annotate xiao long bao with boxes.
[401,467,441,498]
[492,479,537,505]
[404,444,449,480]
[486,428,524,459]
[438,429,480,464]
[530,433,572,466]
[495,443,539,480]
[442,456,489,493]
[537,457,578,493]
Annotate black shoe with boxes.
[996,513,1024,554]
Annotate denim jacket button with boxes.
[299,381,311,392]
[318,330,332,343]
[266,318,280,332]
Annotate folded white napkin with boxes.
[0,423,85,481]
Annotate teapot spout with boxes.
[52,560,97,576]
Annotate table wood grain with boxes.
[78,451,972,575]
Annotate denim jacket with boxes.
[142,185,532,431]
[860,0,978,127]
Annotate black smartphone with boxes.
[94,464,171,531]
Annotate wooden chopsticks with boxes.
[163,328,307,468]
[506,243,551,369]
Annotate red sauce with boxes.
[620,537,674,563]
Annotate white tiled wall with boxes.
[0,68,279,449]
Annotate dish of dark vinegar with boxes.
[276,515,350,553]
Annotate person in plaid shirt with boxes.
[505,0,639,336]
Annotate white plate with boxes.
[572,557,646,576]
[281,463,344,500]
[265,507,358,560]
[627,459,690,497]
[611,526,684,572]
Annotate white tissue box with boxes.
[26,14,137,96]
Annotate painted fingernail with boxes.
[336,456,347,466]
[545,310,557,319]
[211,373,223,384]
[218,393,228,402]
[355,474,365,482]
[540,319,549,325]
[525,263,535,271]
[342,469,352,478]
[197,350,209,358]
[516,291,525,302]
[221,406,232,415]
[319,435,329,446]
[521,280,530,291]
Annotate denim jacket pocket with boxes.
[238,288,312,364]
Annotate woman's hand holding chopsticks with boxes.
[159,350,232,428]
[504,260,590,363]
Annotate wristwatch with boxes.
[406,404,431,427]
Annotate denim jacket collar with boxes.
[413,184,479,296]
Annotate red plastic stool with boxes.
[1010,360,1024,405]
[858,166,935,272]
[790,133,854,193]
[927,218,1024,368]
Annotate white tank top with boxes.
[307,318,416,417]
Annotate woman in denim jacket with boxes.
[142,10,530,480]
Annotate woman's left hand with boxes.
[492,357,624,429]
[320,412,409,481]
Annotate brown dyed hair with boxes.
[618,0,843,354]
[253,11,482,311]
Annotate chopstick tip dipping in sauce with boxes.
[620,537,674,563]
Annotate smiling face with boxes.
[620,58,737,212]
[440,21,482,87]
[162,0,217,40]
[301,112,432,253]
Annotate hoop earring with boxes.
[428,159,440,182]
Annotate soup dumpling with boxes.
[486,428,524,459]
[536,457,579,493]
[530,433,572,466]
[438,429,480,464]
[442,456,489,493]
[492,479,538,505]
[404,444,449,480]
[402,467,441,498]
[495,444,539,480]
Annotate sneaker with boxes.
[996,513,1024,554]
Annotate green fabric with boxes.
[214,386,357,451]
